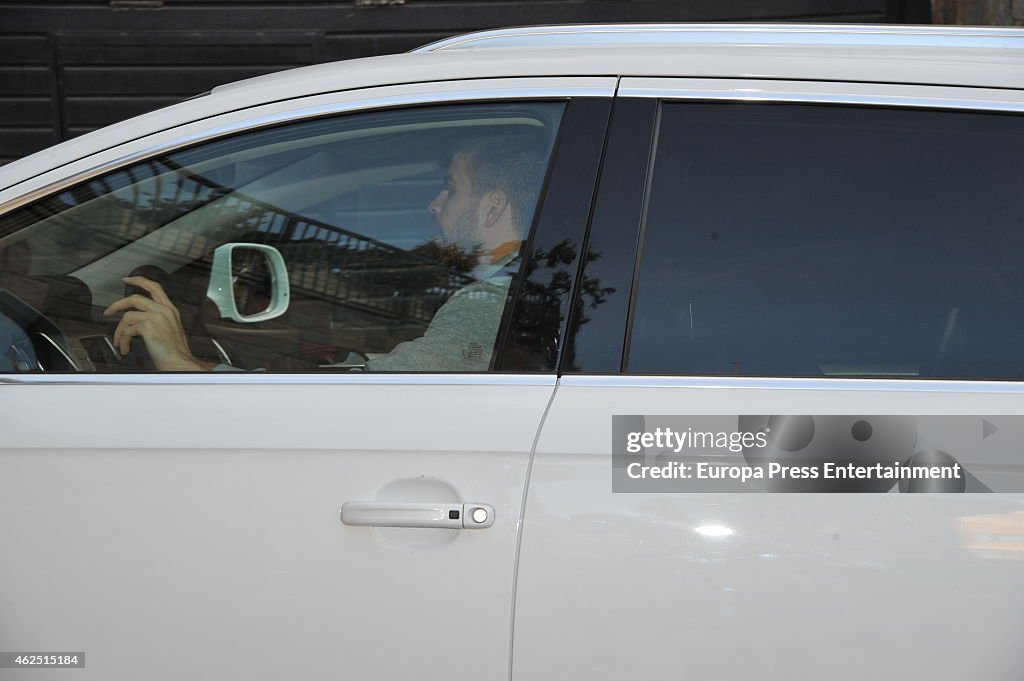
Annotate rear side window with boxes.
[627,103,1024,379]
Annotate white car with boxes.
[1,23,1023,681]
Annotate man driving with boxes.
[103,135,547,372]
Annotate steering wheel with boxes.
[0,288,79,371]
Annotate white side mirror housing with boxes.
[207,243,290,323]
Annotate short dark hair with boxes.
[454,134,548,236]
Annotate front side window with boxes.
[0,101,563,372]
[628,102,1024,379]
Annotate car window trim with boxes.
[618,77,1024,112]
[559,374,1024,393]
[17,372,1024,391]
[556,97,658,375]
[0,373,557,386]
[494,96,614,373]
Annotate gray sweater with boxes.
[364,261,515,372]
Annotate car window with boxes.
[0,101,564,372]
[626,102,1024,379]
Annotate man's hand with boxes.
[103,275,213,371]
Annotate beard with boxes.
[441,200,484,259]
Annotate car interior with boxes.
[0,102,562,372]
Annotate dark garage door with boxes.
[0,0,926,165]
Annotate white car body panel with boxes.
[515,376,1024,680]
[0,376,554,681]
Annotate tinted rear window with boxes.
[627,103,1024,379]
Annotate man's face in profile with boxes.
[427,152,483,254]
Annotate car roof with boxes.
[217,23,1024,97]
[2,23,1023,196]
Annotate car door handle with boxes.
[340,502,495,529]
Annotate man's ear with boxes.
[482,190,509,228]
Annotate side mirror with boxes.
[207,243,290,323]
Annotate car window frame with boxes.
[0,78,617,382]
[561,79,1024,380]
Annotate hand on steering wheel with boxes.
[103,275,213,371]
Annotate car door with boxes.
[514,81,1024,680]
[0,79,612,681]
